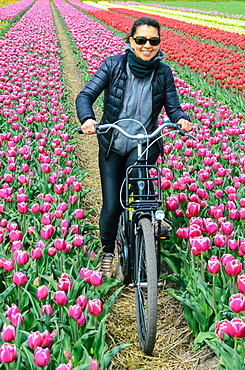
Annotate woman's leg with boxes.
[99,149,127,254]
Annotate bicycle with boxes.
[78,120,195,355]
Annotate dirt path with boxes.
[51,4,219,370]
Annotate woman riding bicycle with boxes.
[76,16,193,277]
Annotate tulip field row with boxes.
[0,0,245,368]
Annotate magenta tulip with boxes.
[54,238,66,251]
[237,274,245,294]
[57,273,72,291]
[215,319,229,341]
[90,271,103,287]
[41,225,55,240]
[68,304,82,319]
[213,234,226,248]
[87,299,103,316]
[31,248,43,260]
[76,295,87,308]
[228,317,245,339]
[13,272,27,286]
[1,324,16,342]
[36,285,48,300]
[225,259,242,277]
[0,343,17,363]
[229,293,245,313]
[42,330,53,348]
[189,236,210,253]
[54,291,68,306]
[207,258,221,275]
[74,209,85,219]
[77,312,86,326]
[41,304,53,317]
[34,347,50,367]
[73,234,84,247]
[28,331,43,349]
[89,357,99,370]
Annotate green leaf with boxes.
[0,284,15,303]
[101,344,131,368]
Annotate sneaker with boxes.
[100,253,114,278]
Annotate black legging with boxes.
[99,142,160,254]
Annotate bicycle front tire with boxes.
[134,216,158,355]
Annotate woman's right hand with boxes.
[81,119,97,134]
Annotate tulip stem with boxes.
[5,364,10,370]
[212,275,217,316]
[200,253,205,281]
[18,286,21,308]
[241,338,245,363]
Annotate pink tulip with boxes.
[207,258,221,275]
[41,304,53,317]
[215,319,229,341]
[68,304,82,319]
[41,225,55,240]
[87,299,103,316]
[34,347,50,367]
[187,202,201,217]
[54,291,68,306]
[28,331,43,349]
[90,271,103,287]
[74,209,85,219]
[73,234,84,247]
[54,238,66,251]
[72,182,82,192]
[77,312,86,326]
[42,330,53,348]
[57,273,72,291]
[229,293,245,313]
[189,236,210,253]
[228,239,239,251]
[13,272,27,286]
[17,202,28,214]
[31,248,43,260]
[213,234,226,248]
[203,219,218,235]
[176,227,189,239]
[76,295,87,308]
[9,229,23,241]
[10,312,24,327]
[220,221,233,235]
[228,317,245,339]
[237,274,245,294]
[240,208,245,220]
[36,285,48,300]
[3,260,14,271]
[225,259,242,277]
[0,343,17,363]
[48,247,56,256]
[89,357,100,370]
[166,196,179,211]
[1,324,16,342]
[80,267,92,282]
[16,250,29,265]
[56,365,71,370]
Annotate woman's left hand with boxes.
[177,118,193,133]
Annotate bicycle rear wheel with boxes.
[134,217,158,355]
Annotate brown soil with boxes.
[51,4,219,370]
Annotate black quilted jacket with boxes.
[76,53,190,157]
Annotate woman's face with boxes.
[129,25,159,61]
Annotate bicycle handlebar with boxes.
[78,121,196,140]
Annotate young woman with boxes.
[76,17,192,277]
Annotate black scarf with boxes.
[126,48,162,79]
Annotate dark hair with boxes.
[126,17,161,42]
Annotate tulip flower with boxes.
[54,238,66,251]
[228,317,245,339]
[1,324,16,342]
[215,319,229,341]
[34,347,50,367]
[87,299,103,316]
[189,236,210,253]
[225,259,242,277]
[89,357,99,370]
[41,304,53,317]
[68,304,82,319]
[36,285,49,300]
[17,202,28,214]
[166,195,179,211]
[3,260,14,271]
[213,233,226,248]
[48,247,56,256]
[228,239,239,251]
[28,331,43,349]
[76,295,87,308]
[57,273,72,291]
[74,209,85,219]
[229,293,245,313]
[41,225,55,240]
[90,271,103,287]
[207,258,221,275]
[31,248,43,260]
[16,250,29,265]
[13,271,27,286]
[10,312,24,327]
[220,221,233,235]
[42,330,53,348]
[77,312,86,326]
[0,343,17,363]
[237,274,245,294]
[56,365,71,370]
[80,267,92,282]
[54,291,68,306]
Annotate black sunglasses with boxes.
[133,36,160,46]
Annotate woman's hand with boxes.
[81,119,97,134]
[177,118,193,133]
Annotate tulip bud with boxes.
[42,330,53,347]
[77,312,86,326]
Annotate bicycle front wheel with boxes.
[134,217,158,355]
